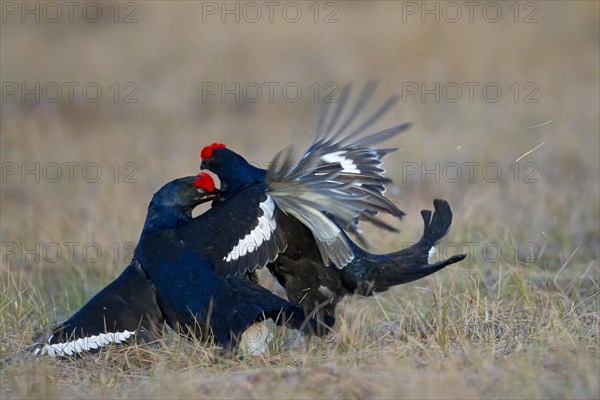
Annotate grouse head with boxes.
[200,142,266,195]
[148,173,218,219]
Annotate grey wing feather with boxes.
[267,82,411,268]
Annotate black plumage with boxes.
[198,83,467,318]
[29,261,165,357]
[31,175,332,357]
[267,199,466,316]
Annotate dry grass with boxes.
[1,2,598,399]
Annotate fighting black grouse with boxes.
[199,83,466,316]
[30,173,331,357]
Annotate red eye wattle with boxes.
[194,172,215,192]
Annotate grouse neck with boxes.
[219,166,267,198]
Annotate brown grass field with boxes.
[1,1,598,399]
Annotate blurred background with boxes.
[1,2,598,312]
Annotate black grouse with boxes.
[199,83,466,316]
[30,173,331,357]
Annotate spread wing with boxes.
[307,81,410,202]
[266,82,410,268]
[176,184,287,277]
